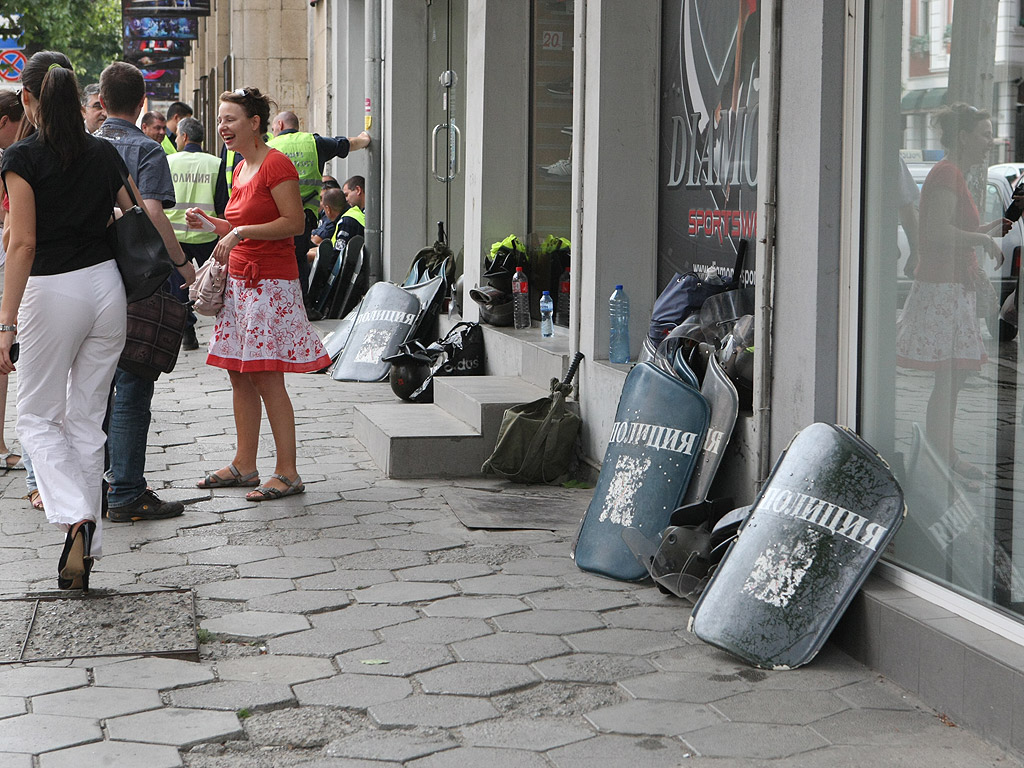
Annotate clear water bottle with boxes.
[609,284,630,364]
[512,266,531,330]
[555,267,571,327]
[540,291,554,337]
[704,265,725,286]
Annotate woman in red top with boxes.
[187,87,332,501]
[896,103,1012,480]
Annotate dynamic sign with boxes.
[124,16,198,40]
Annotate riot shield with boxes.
[572,362,710,581]
[689,423,906,669]
[682,355,739,506]
[331,282,423,382]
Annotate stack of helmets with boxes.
[471,235,527,326]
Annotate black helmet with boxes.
[470,285,514,326]
[382,348,435,403]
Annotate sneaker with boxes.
[108,490,185,523]
[182,326,199,351]
[540,158,572,179]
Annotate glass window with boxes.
[860,1,1024,615]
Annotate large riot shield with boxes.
[572,362,710,581]
[331,282,423,382]
[690,423,906,669]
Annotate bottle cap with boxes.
[515,266,523,272]
[542,291,550,296]
[615,284,623,290]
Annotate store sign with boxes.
[658,0,759,288]
[123,16,199,40]
[122,0,210,17]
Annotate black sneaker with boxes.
[108,490,185,522]
[182,326,199,351]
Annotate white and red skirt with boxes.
[207,276,332,373]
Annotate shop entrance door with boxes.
[426,0,466,261]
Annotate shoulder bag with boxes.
[189,258,226,316]
[119,287,188,381]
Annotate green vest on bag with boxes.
[161,134,177,155]
[332,206,365,246]
[166,151,221,244]
[267,131,321,214]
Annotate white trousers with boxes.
[16,260,126,558]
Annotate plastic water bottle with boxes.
[609,285,630,363]
[540,291,554,337]
[704,265,725,286]
[555,267,571,327]
[512,266,531,329]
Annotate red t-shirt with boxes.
[917,158,981,285]
[225,148,299,282]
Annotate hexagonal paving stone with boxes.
[0,713,100,754]
[200,610,310,640]
[397,563,494,582]
[92,552,186,573]
[93,657,215,690]
[601,605,690,632]
[279,538,376,558]
[565,628,684,656]
[452,633,569,665]
[493,609,605,635]
[294,673,413,708]
[681,722,830,759]
[0,752,31,768]
[368,694,498,728]
[714,689,850,725]
[407,746,548,768]
[585,699,722,736]
[460,716,594,751]
[311,604,419,631]
[526,589,636,612]
[195,578,295,601]
[266,627,378,657]
[0,667,88,697]
[168,680,296,711]
[247,589,352,614]
[456,575,562,595]
[335,641,453,677]
[0,697,26,719]
[352,581,456,605]
[237,557,335,579]
[533,653,656,684]
[323,729,457,763]
[188,545,282,565]
[423,597,530,619]
[216,654,336,685]
[416,662,538,697]
[297,569,396,590]
[619,671,751,703]
[106,707,243,747]
[31,686,162,719]
[810,708,971,747]
[378,617,492,645]
[37,740,182,768]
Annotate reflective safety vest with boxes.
[161,134,177,155]
[166,150,221,244]
[332,206,365,247]
[267,131,321,214]
[224,150,239,197]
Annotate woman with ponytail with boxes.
[0,52,145,591]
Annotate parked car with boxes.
[898,162,1023,341]
[988,162,1024,187]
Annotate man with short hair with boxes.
[140,111,166,144]
[168,116,224,350]
[81,84,106,133]
[163,101,193,154]
[267,111,370,305]
[96,62,196,523]
[333,175,366,253]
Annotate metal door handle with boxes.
[432,123,461,183]
[447,123,460,182]
[432,124,445,182]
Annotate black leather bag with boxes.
[435,321,484,376]
[106,164,173,303]
[119,288,188,381]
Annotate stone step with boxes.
[433,376,550,436]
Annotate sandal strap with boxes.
[271,473,301,489]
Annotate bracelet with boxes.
[172,258,188,268]
[0,324,16,333]
[231,227,245,242]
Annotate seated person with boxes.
[307,187,347,259]
[332,175,366,253]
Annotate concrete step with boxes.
[352,403,486,479]
[434,376,550,436]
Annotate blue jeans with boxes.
[106,367,154,507]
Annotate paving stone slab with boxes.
[37,740,183,768]
[247,590,352,615]
[323,729,458,762]
[334,550,429,570]
[237,557,335,580]
[460,716,595,751]
[0,753,31,768]
[546,734,698,768]
[416,662,539,697]
[335,641,453,677]
[352,581,456,605]
[215,654,336,685]
[396,563,495,582]
[681,722,830,759]
[619,671,751,703]
[601,605,690,632]
[294,673,413,708]
[200,611,310,640]
[586,699,722,736]
[297,569,396,590]
[0,666,87,697]
[407,746,550,768]
[93,657,216,690]
[106,707,243,747]
[188,545,283,565]
[368,694,499,728]
[452,632,570,664]
[279,538,376,559]
[341,488,424,503]
[266,627,378,657]
[457,574,562,595]
[168,680,297,711]
[310,604,419,631]
[810,707,977,747]
[92,552,186,573]
[834,679,918,711]
[140,564,236,588]
[533,653,657,684]
[776,743,1024,768]
[526,589,636,612]
[565,627,685,656]
[0,697,25,720]
[422,596,529,619]
[142,535,229,554]
[378,617,493,645]
[493,609,605,635]
[376,533,465,552]
[0,713,101,754]
[31,685,162,719]
[713,688,851,725]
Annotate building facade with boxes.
[180,0,1024,754]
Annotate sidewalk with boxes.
[0,318,1020,768]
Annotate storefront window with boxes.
[861,1,1024,615]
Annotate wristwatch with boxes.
[0,323,16,333]
[231,227,245,242]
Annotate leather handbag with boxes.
[189,258,226,316]
[106,163,174,303]
[119,288,188,381]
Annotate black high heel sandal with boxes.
[57,521,95,592]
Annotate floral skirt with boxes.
[896,280,987,371]
[207,277,332,373]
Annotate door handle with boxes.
[431,124,446,182]
[432,123,461,183]
[447,123,460,182]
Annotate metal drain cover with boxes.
[0,589,198,663]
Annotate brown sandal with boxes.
[25,489,43,511]
[197,463,260,489]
